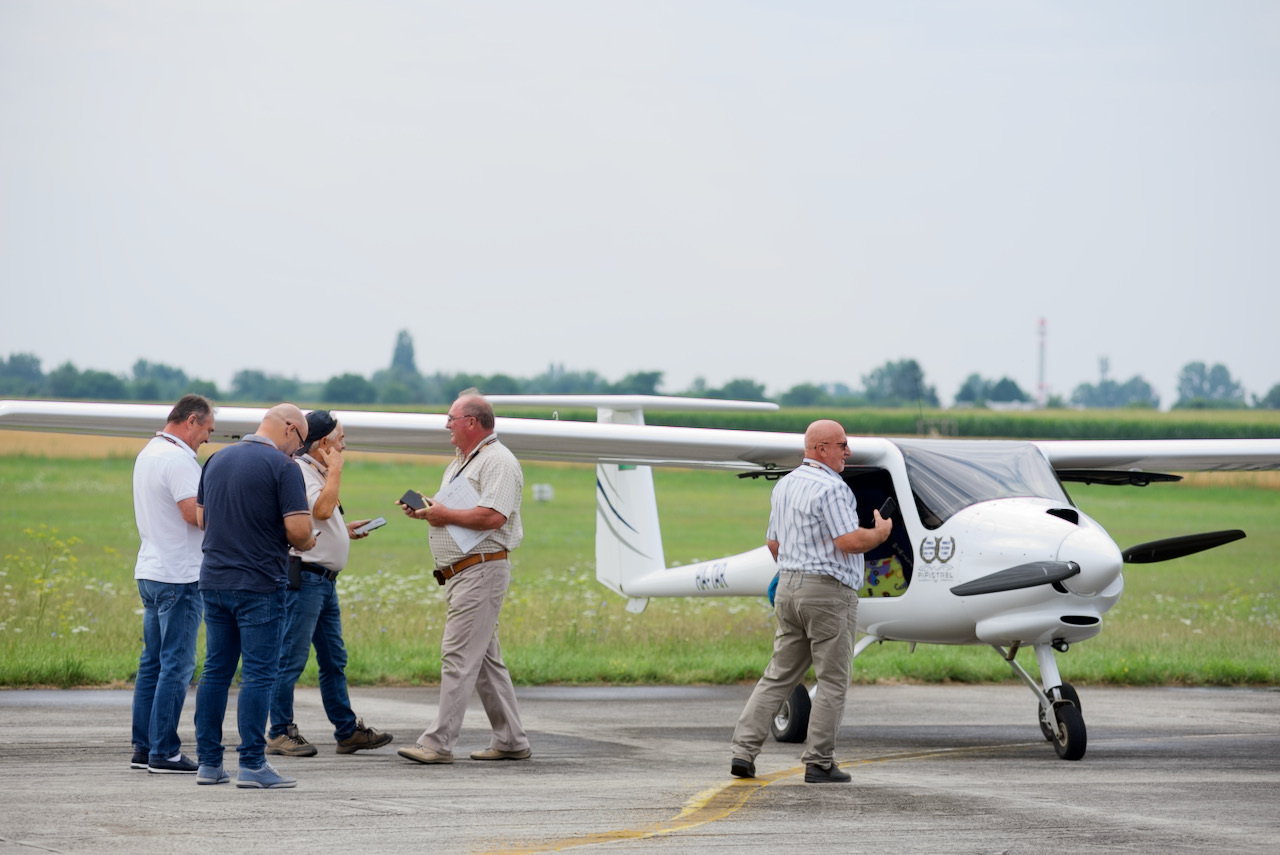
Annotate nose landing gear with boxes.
[996,642,1088,760]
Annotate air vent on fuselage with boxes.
[1046,508,1079,525]
[1061,615,1099,626]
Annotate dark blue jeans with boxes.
[131,580,202,761]
[195,588,285,771]
[269,571,357,741]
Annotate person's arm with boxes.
[177,497,199,527]
[308,446,343,520]
[767,539,780,561]
[195,504,205,530]
[284,512,317,551]
[423,503,507,531]
[833,510,892,554]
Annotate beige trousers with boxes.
[418,559,528,754]
[730,570,858,768]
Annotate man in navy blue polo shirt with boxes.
[193,403,316,789]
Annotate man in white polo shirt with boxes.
[131,394,215,774]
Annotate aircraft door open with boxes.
[843,467,913,598]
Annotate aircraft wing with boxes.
[3,399,1278,472]
[1034,439,1280,473]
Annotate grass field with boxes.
[1,432,1276,689]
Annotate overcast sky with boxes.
[2,1,1277,408]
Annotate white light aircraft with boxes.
[3,395,1278,761]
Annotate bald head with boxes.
[258,403,308,455]
[804,419,850,473]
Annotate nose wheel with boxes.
[995,643,1089,760]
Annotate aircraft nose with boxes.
[1058,525,1124,596]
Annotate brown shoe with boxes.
[470,746,532,761]
[266,724,318,757]
[397,743,454,765]
[336,719,393,754]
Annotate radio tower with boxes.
[1037,318,1047,407]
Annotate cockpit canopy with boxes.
[895,439,1071,529]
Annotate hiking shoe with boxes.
[336,719,393,754]
[196,764,232,785]
[266,724,318,757]
[470,746,531,761]
[730,758,756,779]
[235,762,297,789]
[148,753,198,774]
[131,749,149,770]
[804,763,851,784]
[397,743,454,765]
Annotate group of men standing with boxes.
[130,392,528,788]
[132,391,883,788]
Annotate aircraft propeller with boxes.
[1120,529,1246,564]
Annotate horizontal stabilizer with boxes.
[951,561,1081,597]
[1121,530,1246,564]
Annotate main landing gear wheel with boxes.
[771,684,811,743]
[1050,703,1087,761]
[1038,682,1082,741]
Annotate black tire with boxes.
[1052,703,1087,761]
[771,684,811,743]
[1038,683,1082,741]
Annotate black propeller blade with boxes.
[1121,530,1246,564]
[950,561,1081,597]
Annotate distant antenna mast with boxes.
[1037,318,1047,407]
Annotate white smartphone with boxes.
[352,516,387,535]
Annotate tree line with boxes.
[2,330,1276,410]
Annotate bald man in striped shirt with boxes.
[730,419,892,784]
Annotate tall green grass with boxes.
[1,454,1276,688]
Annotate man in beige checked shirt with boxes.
[396,392,530,766]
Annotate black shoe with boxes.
[148,753,199,774]
[804,763,851,783]
[730,758,756,779]
[131,749,148,770]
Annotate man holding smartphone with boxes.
[396,391,530,766]
[729,419,891,784]
[267,410,393,758]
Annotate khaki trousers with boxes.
[730,570,858,768]
[418,559,528,754]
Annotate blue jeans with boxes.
[195,588,285,771]
[269,571,357,741]
[131,580,202,761]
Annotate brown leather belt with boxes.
[433,550,509,585]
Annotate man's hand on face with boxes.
[312,442,344,474]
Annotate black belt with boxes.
[291,556,339,582]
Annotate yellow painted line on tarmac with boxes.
[484,742,1040,854]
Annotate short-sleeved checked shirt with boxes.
[428,434,524,567]
[765,458,864,589]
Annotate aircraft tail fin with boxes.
[592,404,665,613]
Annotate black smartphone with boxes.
[399,489,427,511]
[879,496,898,519]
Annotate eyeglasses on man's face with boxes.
[445,414,475,425]
[818,440,849,452]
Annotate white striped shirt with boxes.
[766,459,864,589]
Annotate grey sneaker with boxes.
[196,764,232,785]
[266,724,317,757]
[235,762,297,789]
[336,718,393,754]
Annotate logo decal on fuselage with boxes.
[919,536,956,563]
